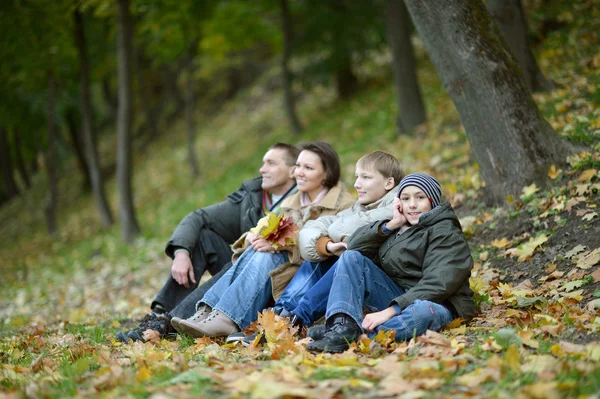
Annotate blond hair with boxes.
[356,151,403,186]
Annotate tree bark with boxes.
[13,131,31,189]
[487,0,554,92]
[279,0,303,136]
[45,74,58,235]
[403,0,578,204]
[116,0,140,242]
[102,78,118,123]
[65,110,92,192]
[384,0,427,134]
[184,55,200,178]
[74,7,114,227]
[0,127,20,201]
[135,46,160,142]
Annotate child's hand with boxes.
[361,306,397,332]
[326,241,347,257]
[386,197,407,231]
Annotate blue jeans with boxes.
[274,258,336,326]
[326,250,454,342]
[200,247,288,329]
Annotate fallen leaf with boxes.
[582,212,598,221]
[491,238,510,249]
[576,248,600,269]
[548,165,562,179]
[591,268,600,282]
[136,366,152,382]
[142,330,161,344]
[577,169,597,183]
[564,244,587,259]
[513,234,549,262]
[521,183,539,198]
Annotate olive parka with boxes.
[165,177,264,259]
[347,202,476,321]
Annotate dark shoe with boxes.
[225,331,246,343]
[306,314,362,353]
[307,324,327,341]
[116,312,170,343]
[242,331,266,347]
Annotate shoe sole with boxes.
[178,320,207,338]
[306,342,349,353]
[170,317,183,334]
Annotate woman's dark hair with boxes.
[298,141,341,189]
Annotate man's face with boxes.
[259,148,296,195]
[354,165,394,205]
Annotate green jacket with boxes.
[347,203,475,321]
[165,177,264,259]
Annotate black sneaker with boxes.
[306,314,362,353]
[116,312,171,343]
[242,331,266,347]
[307,324,327,341]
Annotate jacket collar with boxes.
[282,182,347,210]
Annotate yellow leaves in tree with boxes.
[250,212,299,249]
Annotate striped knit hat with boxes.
[398,173,442,208]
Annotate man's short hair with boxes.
[269,143,300,166]
[298,141,341,189]
[356,150,404,186]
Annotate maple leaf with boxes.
[582,211,598,221]
[521,183,539,198]
[491,237,510,249]
[577,168,597,183]
[564,244,587,259]
[250,212,299,249]
[548,164,562,179]
[512,234,549,262]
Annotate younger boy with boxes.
[307,173,475,353]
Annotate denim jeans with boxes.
[200,247,288,329]
[326,250,454,342]
[274,258,336,326]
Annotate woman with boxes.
[173,141,355,338]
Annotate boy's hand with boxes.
[172,251,196,288]
[326,241,347,257]
[362,306,397,332]
[385,197,407,231]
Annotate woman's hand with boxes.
[362,306,398,332]
[326,241,347,257]
[250,236,276,252]
[385,197,407,231]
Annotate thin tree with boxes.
[13,131,31,189]
[0,127,20,201]
[74,7,114,227]
[279,0,302,135]
[45,74,58,235]
[183,50,200,177]
[65,110,92,192]
[384,0,426,134]
[487,0,554,92]
[116,0,140,242]
[403,0,580,204]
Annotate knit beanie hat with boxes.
[398,173,442,208]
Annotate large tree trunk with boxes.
[487,0,554,92]
[13,131,31,189]
[279,0,302,136]
[45,74,58,235]
[65,110,92,192]
[403,0,578,204]
[74,7,114,228]
[384,0,427,134]
[116,0,140,242]
[0,127,20,201]
[184,55,200,178]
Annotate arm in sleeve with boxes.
[299,215,338,262]
[347,220,392,262]
[391,226,473,310]
[328,205,393,243]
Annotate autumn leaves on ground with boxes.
[2,7,600,399]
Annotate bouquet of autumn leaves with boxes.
[250,212,299,250]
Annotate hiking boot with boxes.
[306,313,362,353]
[170,304,212,333]
[116,312,170,343]
[179,310,240,338]
[307,324,327,341]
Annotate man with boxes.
[116,143,299,342]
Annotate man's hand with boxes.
[171,251,196,289]
[385,197,407,231]
[362,306,398,332]
[326,241,347,257]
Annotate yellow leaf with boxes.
[577,169,597,183]
[479,251,489,261]
[548,165,562,179]
[521,183,539,198]
[506,194,514,203]
[504,346,521,373]
[136,366,152,382]
[491,238,510,249]
[513,234,549,262]
[582,212,598,221]
[576,248,600,269]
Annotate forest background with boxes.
[0,0,599,397]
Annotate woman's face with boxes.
[294,150,327,200]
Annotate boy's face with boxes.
[354,165,394,205]
[399,185,432,225]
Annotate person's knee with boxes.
[410,300,449,331]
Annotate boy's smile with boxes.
[399,186,432,224]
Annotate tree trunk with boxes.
[116,0,140,242]
[403,0,578,204]
[13,131,31,189]
[279,0,303,136]
[0,127,20,201]
[102,78,118,123]
[74,7,114,228]
[65,110,92,192]
[45,74,58,235]
[384,0,427,134]
[135,46,160,142]
[487,0,554,92]
[184,58,200,178]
